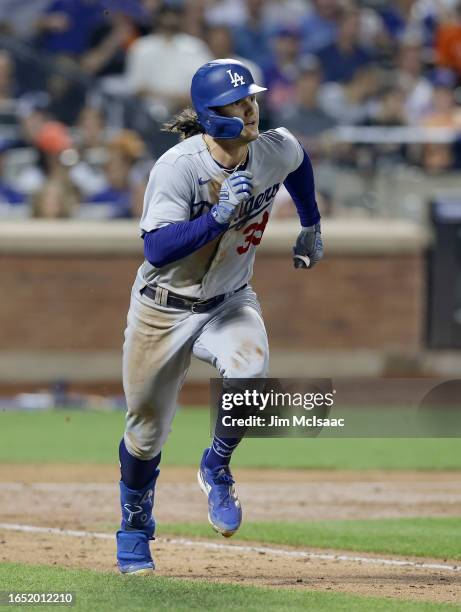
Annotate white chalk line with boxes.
[0,522,459,573]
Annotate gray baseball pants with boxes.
[122,285,269,460]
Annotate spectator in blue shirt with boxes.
[0,182,25,205]
[35,0,105,56]
[0,142,27,216]
[263,26,302,115]
[316,6,373,83]
[81,0,149,78]
[232,0,272,69]
[300,0,340,54]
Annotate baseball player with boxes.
[116,59,323,574]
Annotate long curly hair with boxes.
[162,107,204,140]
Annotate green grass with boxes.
[155,517,461,561]
[0,409,460,469]
[0,563,455,611]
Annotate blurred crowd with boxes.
[1,0,461,219]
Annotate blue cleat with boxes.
[116,470,159,574]
[116,531,155,575]
[197,449,242,537]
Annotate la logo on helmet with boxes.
[227,69,245,88]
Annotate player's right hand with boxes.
[211,170,253,225]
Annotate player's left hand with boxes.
[293,222,323,269]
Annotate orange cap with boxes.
[35,121,72,154]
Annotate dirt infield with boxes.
[1,464,461,605]
[2,464,461,527]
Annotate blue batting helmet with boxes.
[191,58,267,139]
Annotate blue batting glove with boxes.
[211,170,253,225]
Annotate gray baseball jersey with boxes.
[123,126,303,461]
[136,128,303,299]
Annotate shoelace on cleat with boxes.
[210,469,236,508]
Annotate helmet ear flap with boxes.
[200,109,244,139]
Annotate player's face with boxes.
[218,95,260,142]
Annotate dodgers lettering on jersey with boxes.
[137,128,303,299]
